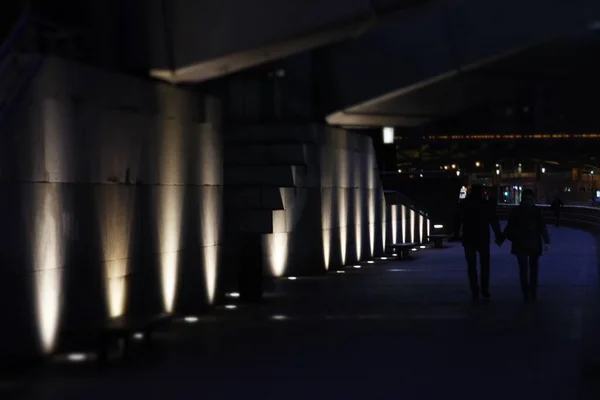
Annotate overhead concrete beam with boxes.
[151,0,423,83]
[323,0,600,126]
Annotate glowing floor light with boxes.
[225,305,237,310]
[184,316,199,323]
[353,265,361,269]
[288,276,297,280]
[67,353,88,362]
[336,270,346,274]
[133,332,144,340]
[226,292,240,298]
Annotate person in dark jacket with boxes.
[455,184,503,301]
[503,188,551,301]
[550,195,564,227]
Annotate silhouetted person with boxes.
[503,189,551,302]
[455,185,503,301]
[550,195,564,227]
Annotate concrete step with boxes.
[225,209,287,234]
[224,165,300,187]
[224,143,307,166]
[223,186,285,210]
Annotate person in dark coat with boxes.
[455,184,503,301]
[503,188,551,301]
[550,195,564,227]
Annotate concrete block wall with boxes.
[0,56,223,362]
[222,124,387,280]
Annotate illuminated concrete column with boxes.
[400,205,406,243]
[419,213,424,243]
[339,187,348,265]
[426,218,431,242]
[354,188,362,261]
[33,186,63,354]
[368,189,375,256]
[201,186,221,303]
[157,115,185,313]
[391,205,398,244]
[409,209,415,243]
[321,188,333,270]
[96,188,135,318]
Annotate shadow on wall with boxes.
[0,56,224,363]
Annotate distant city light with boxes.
[475,161,481,167]
[456,170,461,177]
[541,167,546,174]
[451,164,456,169]
[496,169,500,175]
[398,169,402,173]
[383,127,395,144]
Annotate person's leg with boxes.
[479,246,491,298]
[464,246,479,299]
[516,254,530,300]
[555,211,560,227]
[529,256,540,300]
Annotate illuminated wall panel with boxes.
[2,56,225,360]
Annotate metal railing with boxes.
[497,203,600,231]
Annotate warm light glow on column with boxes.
[157,114,185,313]
[268,213,289,277]
[96,189,134,318]
[321,188,333,270]
[419,214,424,243]
[381,198,387,250]
[401,205,406,243]
[354,189,362,260]
[34,187,63,353]
[200,121,223,304]
[409,209,415,243]
[339,187,348,265]
[201,187,220,303]
[427,218,431,241]
[159,187,183,313]
[391,205,397,244]
[368,189,375,256]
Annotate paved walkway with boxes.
[3,224,600,399]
